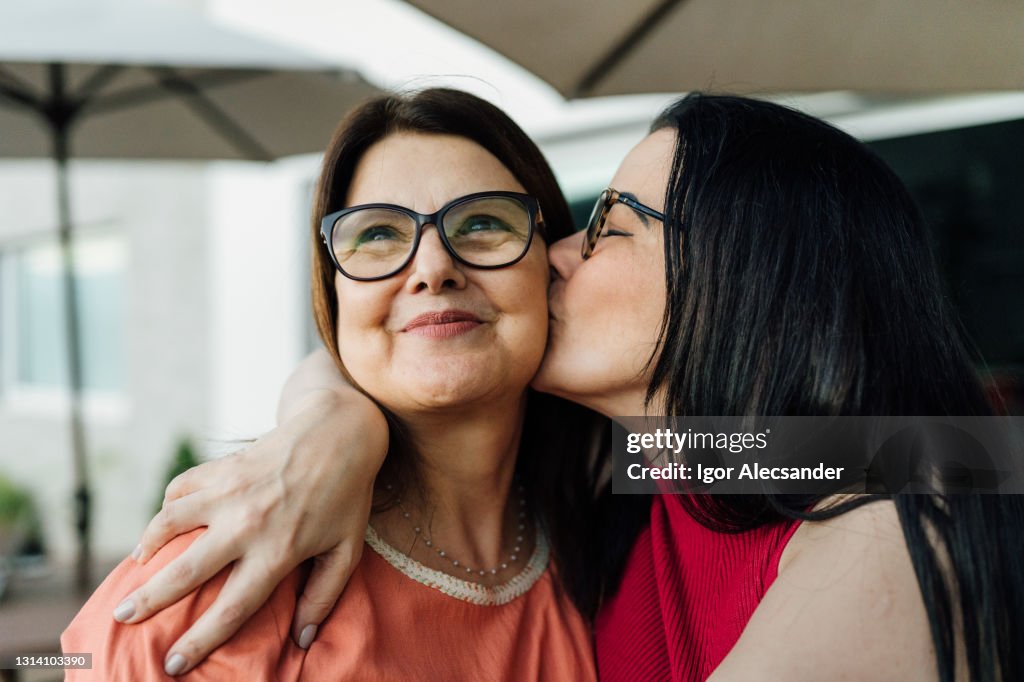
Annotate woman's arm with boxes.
[275,348,359,424]
[64,529,304,680]
[707,500,939,681]
[114,349,387,676]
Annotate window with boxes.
[1,232,126,399]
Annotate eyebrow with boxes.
[617,191,652,227]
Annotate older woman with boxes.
[108,94,1023,680]
[61,89,599,680]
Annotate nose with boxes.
[547,230,585,283]
[404,224,467,294]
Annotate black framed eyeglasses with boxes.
[320,191,543,281]
[582,187,665,259]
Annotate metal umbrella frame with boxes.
[0,0,378,592]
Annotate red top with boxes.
[595,496,802,681]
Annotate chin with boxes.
[403,367,530,412]
[530,354,580,400]
[531,353,623,413]
[406,372,486,404]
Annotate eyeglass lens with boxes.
[583,190,612,258]
[329,196,532,279]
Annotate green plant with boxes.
[153,438,202,515]
[0,473,44,557]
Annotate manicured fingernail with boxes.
[113,599,135,622]
[130,544,142,561]
[298,624,318,649]
[165,653,187,676]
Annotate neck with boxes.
[572,383,664,421]
[375,394,530,574]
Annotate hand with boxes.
[113,389,388,675]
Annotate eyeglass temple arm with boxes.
[619,195,665,221]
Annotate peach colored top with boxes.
[62,527,596,681]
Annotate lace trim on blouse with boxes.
[364,524,550,606]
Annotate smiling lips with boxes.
[402,310,483,338]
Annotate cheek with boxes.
[332,278,393,368]
[623,274,665,355]
[563,256,665,356]
[515,304,550,370]
[496,256,550,367]
[567,265,634,328]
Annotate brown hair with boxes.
[310,87,575,360]
[306,92,608,619]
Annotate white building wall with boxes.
[207,158,316,444]
[0,160,211,563]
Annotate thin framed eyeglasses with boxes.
[582,187,665,259]
[320,191,543,281]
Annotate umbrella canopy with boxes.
[0,0,378,160]
[0,0,378,593]
[405,0,1024,98]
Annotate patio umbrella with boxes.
[0,0,378,592]
[405,0,1024,97]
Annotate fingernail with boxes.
[113,599,136,622]
[165,653,187,676]
[298,624,318,649]
[130,544,142,561]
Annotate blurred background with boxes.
[0,0,1022,676]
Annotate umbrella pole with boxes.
[50,63,92,594]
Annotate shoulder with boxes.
[62,530,204,679]
[709,499,936,681]
[779,495,905,573]
[63,530,301,680]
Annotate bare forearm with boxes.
[126,347,390,674]
[277,348,366,425]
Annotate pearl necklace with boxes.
[387,483,529,578]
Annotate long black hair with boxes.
[636,93,1023,680]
